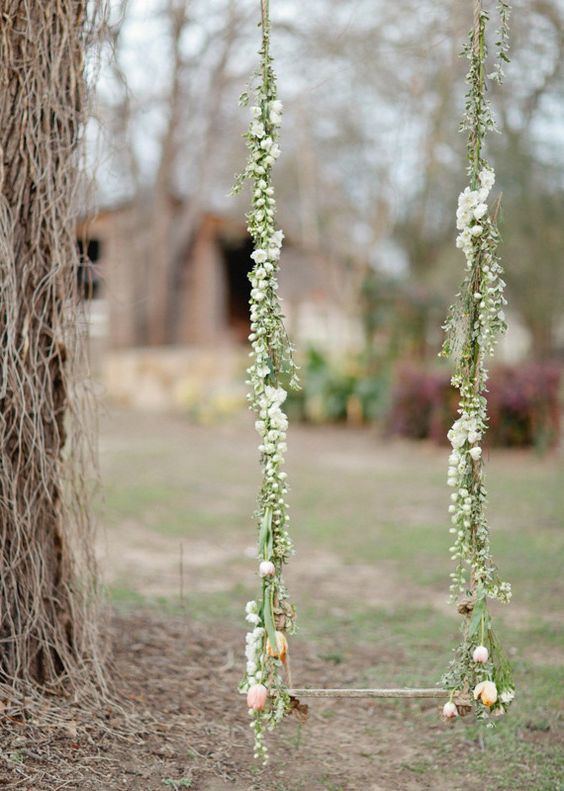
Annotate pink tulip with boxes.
[472,645,489,663]
[259,560,275,577]
[442,701,458,719]
[247,684,268,711]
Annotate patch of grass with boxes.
[107,583,253,625]
[99,414,564,790]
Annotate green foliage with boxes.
[285,348,390,424]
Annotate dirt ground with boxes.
[0,612,498,791]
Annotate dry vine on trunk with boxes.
[0,0,105,705]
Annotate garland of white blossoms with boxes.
[233,0,299,764]
[440,0,515,722]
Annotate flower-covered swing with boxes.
[233,0,515,762]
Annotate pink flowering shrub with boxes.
[389,363,561,449]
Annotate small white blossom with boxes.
[250,120,266,138]
[500,688,515,704]
[251,249,268,264]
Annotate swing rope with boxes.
[235,0,514,762]
[439,0,515,720]
[233,0,300,763]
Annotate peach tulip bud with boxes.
[247,683,268,711]
[472,645,489,663]
[266,630,288,662]
[259,560,275,577]
[473,680,498,707]
[442,701,458,719]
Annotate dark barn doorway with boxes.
[77,237,102,299]
[220,235,254,342]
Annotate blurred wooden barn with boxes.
[78,201,360,409]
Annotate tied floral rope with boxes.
[232,0,299,764]
[440,0,515,722]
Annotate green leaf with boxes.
[468,589,486,638]
[263,583,278,657]
[258,508,272,560]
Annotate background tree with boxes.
[0,1,104,697]
[97,0,564,358]
[99,0,253,345]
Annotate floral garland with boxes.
[440,0,515,722]
[233,0,299,764]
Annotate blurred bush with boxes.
[287,351,561,450]
[285,348,391,425]
[389,363,561,450]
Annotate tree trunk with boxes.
[0,0,103,694]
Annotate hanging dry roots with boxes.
[0,0,107,710]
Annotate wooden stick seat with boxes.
[288,688,446,699]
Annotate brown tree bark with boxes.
[0,1,102,694]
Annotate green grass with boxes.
[99,410,564,790]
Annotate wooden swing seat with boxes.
[288,688,446,699]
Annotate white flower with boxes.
[270,111,282,125]
[251,106,261,119]
[270,412,288,431]
[470,224,483,236]
[246,612,260,625]
[473,203,488,220]
[469,446,482,460]
[270,99,283,114]
[265,385,287,405]
[271,230,284,247]
[479,167,495,192]
[458,187,480,211]
[250,120,265,138]
[251,249,268,264]
[456,229,472,249]
[245,600,258,615]
[447,427,466,449]
[500,688,515,704]
[268,246,281,260]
